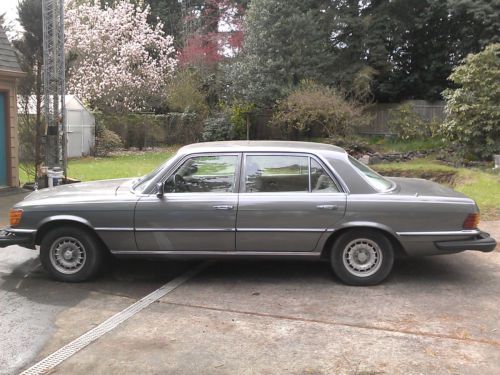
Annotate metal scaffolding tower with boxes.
[42,0,67,175]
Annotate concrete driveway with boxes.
[1,190,499,374]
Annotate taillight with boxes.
[463,213,480,229]
[9,208,23,227]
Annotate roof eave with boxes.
[0,68,26,78]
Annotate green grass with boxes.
[20,148,178,184]
[374,159,500,220]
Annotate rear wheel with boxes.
[330,229,394,286]
[40,226,103,282]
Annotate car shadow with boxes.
[2,252,491,308]
[1,256,198,307]
[183,254,489,288]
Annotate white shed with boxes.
[18,95,95,158]
[65,95,95,158]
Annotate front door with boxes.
[135,153,240,252]
[0,93,7,186]
[236,153,346,252]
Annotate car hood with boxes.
[390,177,470,200]
[22,178,135,202]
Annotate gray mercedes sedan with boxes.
[0,141,496,285]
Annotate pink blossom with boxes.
[65,0,177,112]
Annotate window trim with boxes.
[149,152,242,195]
[240,152,344,194]
[347,155,396,193]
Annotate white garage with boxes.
[18,95,95,158]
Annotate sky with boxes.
[0,0,22,39]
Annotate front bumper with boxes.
[0,228,34,248]
[435,231,497,253]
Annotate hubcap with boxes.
[342,238,383,278]
[49,237,86,275]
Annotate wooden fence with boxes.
[360,100,445,135]
[249,100,445,139]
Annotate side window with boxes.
[245,155,309,192]
[165,155,238,193]
[311,159,339,193]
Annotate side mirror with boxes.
[156,182,164,198]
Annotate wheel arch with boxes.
[321,222,406,259]
[34,216,109,253]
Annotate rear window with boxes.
[348,155,393,192]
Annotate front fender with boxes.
[37,214,94,229]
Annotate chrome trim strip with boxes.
[8,228,37,234]
[134,228,327,233]
[111,250,320,257]
[237,228,326,233]
[136,228,236,232]
[95,227,134,232]
[396,230,480,236]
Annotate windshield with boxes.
[132,156,175,193]
[348,155,393,192]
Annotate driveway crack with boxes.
[161,300,500,348]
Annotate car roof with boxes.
[177,140,347,158]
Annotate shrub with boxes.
[387,103,428,140]
[442,43,500,160]
[229,101,256,139]
[271,80,368,139]
[167,69,209,119]
[96,112,202,148]
[201,113,235,141]
[94,126,123,156]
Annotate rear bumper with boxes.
[435,231,497,253]
[0,228,35,248]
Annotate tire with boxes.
[330,229,394,286]
[40,226,104,282]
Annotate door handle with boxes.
[213,205,234,210]
[317,204,338,210]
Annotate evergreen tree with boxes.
[228,0,333,106]
[13,0,44,181]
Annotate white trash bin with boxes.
[47,167,64,187]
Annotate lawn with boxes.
[67,148,179,181]
[19,148,178,184]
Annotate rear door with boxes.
[236,153,346,252]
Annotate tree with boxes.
[65,0,177,112]
[328,0,500,102]
[442,44,500,160]
[177,0,245,68]
[13,0,44,182]
[227,0,333,107]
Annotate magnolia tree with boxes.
[65,0,177,112]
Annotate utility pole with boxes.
[42,0,67,177]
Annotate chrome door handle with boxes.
[213,205,234,210]
[317,204,338,210]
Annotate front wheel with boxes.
[330,229,394,286]
[40,226,104,282]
